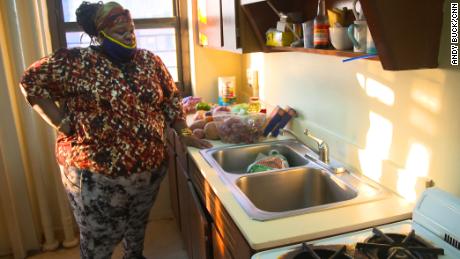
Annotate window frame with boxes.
[46,0,191,95]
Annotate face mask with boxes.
[100,31,137,63]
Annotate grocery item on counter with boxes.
[195,101,211,111]
[192,110,207,122]
[212,105,231,113]
[218,76,236,106]
[231,103,249,115]
[217,113,266,144]
[247,97,261,113]
[192,128,205,139]
[246,150,290,173]
[189,119,206,131]
[263,106,286,137]
[182,96,202,114]
[204,121,220,140]
[270,106,298,137]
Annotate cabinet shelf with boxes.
[265,46,379,61]
[241,0,445,70]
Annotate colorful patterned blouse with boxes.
[21,47,185,177]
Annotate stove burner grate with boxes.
[278,243,352,259]
[355,228,444,259]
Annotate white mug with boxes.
[347,20,367,53]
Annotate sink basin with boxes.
[236,167,357,212]
[208,140,313,174]
[200,139,389,221]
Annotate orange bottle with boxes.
[313,0,330,49]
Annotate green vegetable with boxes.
[195,102,211,111]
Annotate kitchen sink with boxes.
[236,167,357,212]
[209,140,312,174]
[200,139,389,221]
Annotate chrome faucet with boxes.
[279,128,303,142]
[303,129,329,164]
[279,128,330,164]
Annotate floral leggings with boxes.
[60,165,167,259]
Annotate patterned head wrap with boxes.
[94,2,133,33]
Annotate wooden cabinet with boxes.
[167,128,180,227]
[197,0,260,53]
[188,153,254,259]
[197,0,222,48]
[176,159,213,259]
[240,0,445,70]
[212,223,234,259]
[188,180,212,259]
[167,131,255,258]
[176,159,193,257]
[170,132,213,259]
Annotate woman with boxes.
[20,1,211,258]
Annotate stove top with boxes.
[354,228,444,259]
[252,188,460,259]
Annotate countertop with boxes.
[186,138,414,251]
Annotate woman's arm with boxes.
[27,96,72,135]
[171,119,212,149]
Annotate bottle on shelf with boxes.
[313,0,330,49]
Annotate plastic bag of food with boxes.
[246,150,289,173]
[216,113,266,144]
[182,96,202,114]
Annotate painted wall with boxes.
[191,46,243,103]
[238,2,460,201]
[187,0,244,104]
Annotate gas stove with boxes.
[252,188,460,259]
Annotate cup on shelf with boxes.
[365,26,377,54]
[302,20,314,48]
[329,26,353,50]
[347,20,368,52]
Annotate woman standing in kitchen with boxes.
[20,1,211,258]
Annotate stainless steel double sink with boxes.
[200,139,389,221]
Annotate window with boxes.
[47,0,190,93]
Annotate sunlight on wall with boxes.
[247,53,265,100]
[356,73,395,106]
[358,112,394,182]
[397,142,431,201]
[409,107,437,136]
[411,87,441,113]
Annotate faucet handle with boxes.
[303,128,330,164]
[303,128,323,145]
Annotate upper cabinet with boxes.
[197,0,261,53]
[240,0,445,70]
[197,0,222,48]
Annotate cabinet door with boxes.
[212,223,234,259]
[167,141,180,227]
[188,181,212,259]
[221,0,238,50]
[188,154,254,258]
[197,0,222,48]
[177,162,192,257]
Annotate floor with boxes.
[7,217,188,259]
